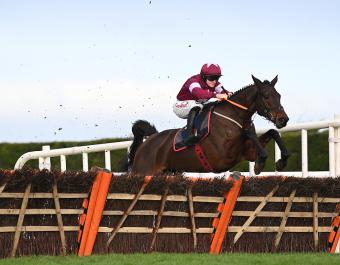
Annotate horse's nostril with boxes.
[277,117,288,127]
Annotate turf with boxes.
[0,253,340,265]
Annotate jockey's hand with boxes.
[215,93,229,101]
[227,91,233,97]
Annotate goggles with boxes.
[205,75,221,81]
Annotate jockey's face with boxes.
[206,79,217,88]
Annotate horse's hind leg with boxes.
[258,129,289,171]
[130,150,157,176]
[131,146,167,176]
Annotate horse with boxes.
[124,75,289,176]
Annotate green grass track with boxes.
[1,253,340,265]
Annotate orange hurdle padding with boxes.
[77,197,89,243]
[210,174,244,255]
[78,171,103,256]
[327,215,340,253]
[83,170,112,256]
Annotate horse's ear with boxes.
[252,75,262,86]
[271,75,278,86]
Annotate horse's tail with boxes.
[118,120,158,172]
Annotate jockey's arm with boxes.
[189,82,215,99]
[215,84,233,97]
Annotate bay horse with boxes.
[126,75,289,176]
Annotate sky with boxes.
[0,0,339,143]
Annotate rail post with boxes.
[39,145,51,170]
[335,114,340,178]
[301,129,308,178]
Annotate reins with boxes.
[225,99,248,110]
[213,97,249,129]
[220,86,248,111]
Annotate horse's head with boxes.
[252,75,289,129]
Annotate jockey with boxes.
[173,63,233,145]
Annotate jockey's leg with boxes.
[184,106,201,146]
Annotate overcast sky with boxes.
[1,0,339,143]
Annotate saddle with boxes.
[173,106,212,151]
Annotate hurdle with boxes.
[327,203,340,253]
[210,173,244,254]
[78,168,112,256]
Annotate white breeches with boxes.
[172,100,203,119]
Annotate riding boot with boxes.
[183,107,200,146]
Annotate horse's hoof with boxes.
[254,160,265,175]
[254,166,262,175]
[276,159,287,171]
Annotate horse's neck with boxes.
[216,85,257,121]
[231,85,257,109]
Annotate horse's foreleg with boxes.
[244,130,267,175]
[258,129,289,171]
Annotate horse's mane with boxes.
[228,80,271,99]
[229,83,254,100]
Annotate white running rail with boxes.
[14,141,132,172]
[14,114,340,177]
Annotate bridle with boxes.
[255,86,283,123]
[212,85,279,128]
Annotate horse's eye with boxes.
[263,94,270,99]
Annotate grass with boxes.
[1,253,340,265]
